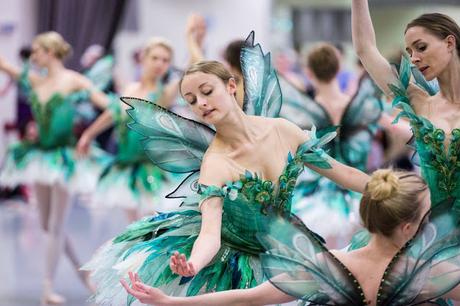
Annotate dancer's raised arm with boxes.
[352,0,398,96]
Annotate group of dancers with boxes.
[2,0,460,305]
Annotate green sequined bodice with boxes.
[407,116,460,209]
[195,138,332,255]
[29,93,77,149]
[391,57,460,212]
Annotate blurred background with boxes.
[1,0,460,305]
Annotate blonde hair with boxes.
[33,31,72,60]
[306,43,339,82]
[179,60,234,96]
[360,169,428,236]
[143,37,173,58]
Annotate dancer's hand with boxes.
[169,251,197,277]
[24,121,38,142]
[121,271,170,305]
[76,132,91,157]
[0,55,7,70]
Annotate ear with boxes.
[401,222,412,236]
[227,77,237,95]
[304,67,318,87]
[446,34,456,53]
[139,50,148,63]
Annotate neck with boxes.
[140,73,160,88]
[314,78,342,100]
[437,55,460,104]
[214,107,257,150]
[46,60,65,77]
[366,233,402,258]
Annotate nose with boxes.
[197,96,208,108]
[410,52,421,64]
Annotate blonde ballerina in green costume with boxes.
[83,33,370,305]
[120,169,460,306]
[0,32,112,304]
[352,0,460,217]
[77,37,178,222]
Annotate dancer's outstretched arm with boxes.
[278,118,370,193]
[170,196,223,277]
[352,0,398,96]
[121,272,294,306]
[76,110,113,156]
[0,55,40,84]
[73,75,110,110]
[169,155,231,277]
[309,156,369,193]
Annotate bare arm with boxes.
[308,159,369,193]
[121,272,294,306]
[74,73,110,110]
[76,110,114,156]
[352,0,398,96]
[444,283,460,301]
[157,79,179,109]
[378,113,413,142]
[0,55,40,85]
[170,154,236,276]
[186,13,206,65]
[428,258,460,301]
[278,118,370,193]
[185,196,223,275]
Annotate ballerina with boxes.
[83,32,369,305]
[352,0,460,216]
[121,169,460,306]
[77,37,178,222]
[0,31,111,304]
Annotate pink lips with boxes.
[419,66,429,74]
[202,109,215,117]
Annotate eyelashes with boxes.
[187,89,213,105]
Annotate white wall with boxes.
[113,0,273,84]
[0,0,36,158]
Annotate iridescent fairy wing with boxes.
[378,203,460,305]
[75,55,116,122]
[278,76,332,131]
[258,214,364,305]
[165,171,200,200]
[241,31,282,118]
[339,74,383,169]
[121,97,215,173]
[84,55,115,92]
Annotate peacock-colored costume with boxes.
[279,74,383,241]
[90,89,169,211]
[259,200,460,305]
[351,55,460,251]
[390,55,460,216]
[0,65,109,193]
[82,32,336,305]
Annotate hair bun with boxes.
[367,169,400,201]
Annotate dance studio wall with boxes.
[112,0,272,83]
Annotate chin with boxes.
[203,117,219,125]
[424,73,436,81]
[203,114,223,125]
